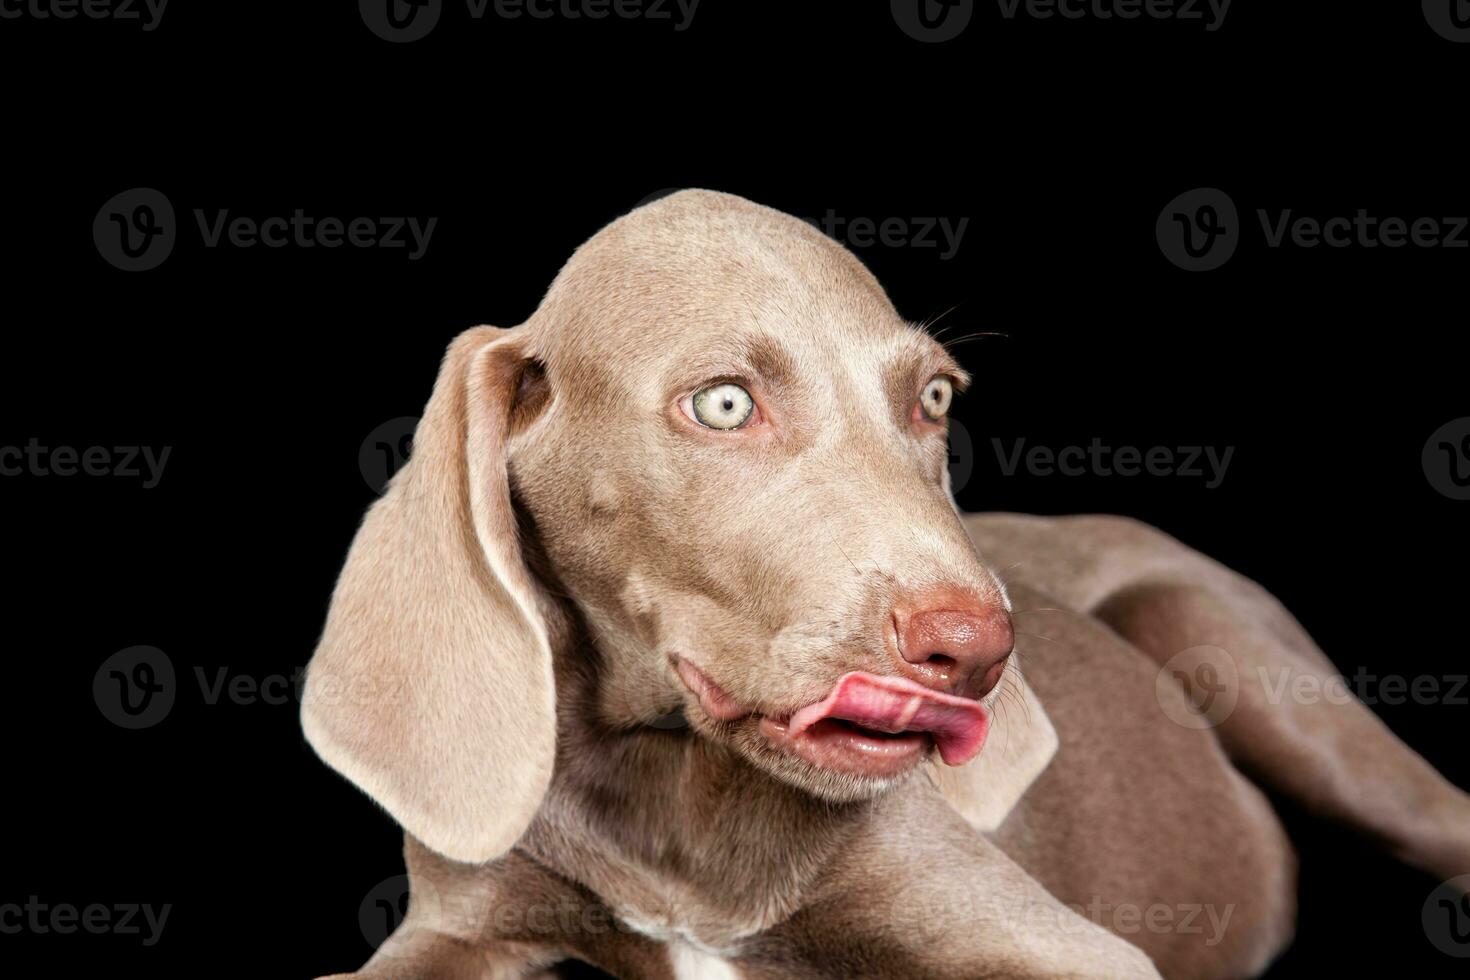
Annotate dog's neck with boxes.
[518,618,888,948]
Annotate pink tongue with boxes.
[785,672,990,766]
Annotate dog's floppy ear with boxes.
[302,325,555,864]
[930,667,1058,833]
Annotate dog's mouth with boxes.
[673,659,989,780]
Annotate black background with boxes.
[1,1,1466,976]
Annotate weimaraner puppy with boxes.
[303,190,1470,979]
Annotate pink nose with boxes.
[893,599,1014,699]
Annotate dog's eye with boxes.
[920,376,954,420]
[691,383,755,430]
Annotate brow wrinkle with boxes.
[738,333,798,387]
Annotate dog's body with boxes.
[306,192,1470,979]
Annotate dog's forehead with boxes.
[529,190,923,370]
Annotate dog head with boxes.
[303,191,1036,863]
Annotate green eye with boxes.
[692,383,754,430]
[921,376,953,420]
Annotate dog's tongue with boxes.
[785,671,990,766]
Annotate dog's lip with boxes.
[759,714,931,779]
[673,657,751,723]
[672,659,989,774]
[765,671,990,768]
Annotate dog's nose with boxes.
[892,599,1014,699]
